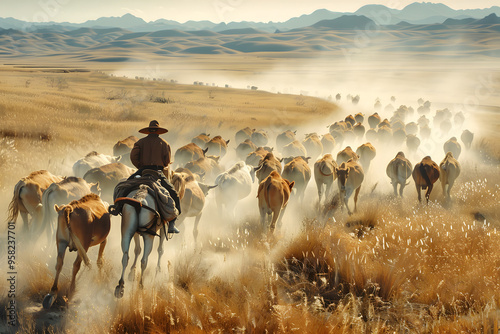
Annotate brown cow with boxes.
[113,136,138,156]
[43,193,110,309]
[41,177,101,241]
[276,130,296,151]
[283,140,307,157]
[255,152,283,183]
[460,130,474,150]
[336,146,358,165]
[236,139,258,160]
[314,154,337,205]
[439,152,461,199]
[335,159,364,215]
[206,136,230,158]
[354,112,365,124]
[7,170,63,233]
[174,143,208,167]
[83,162,135,201]
[235,127,254,143]
[443,137,462,159]
[246,147,272,167]
[386,152,413,197]
[412,156,440,203]
[356,143,376,171]
[345,115,356,127]
[303,133,323,160]
[368,113,381,128]
[192,133,211,148]
[257,171,294,233]
[282,156,311,203]
[184,155,223,182]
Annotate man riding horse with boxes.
[127,120,181,234]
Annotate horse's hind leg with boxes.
[157,227,166,273]
[193,214,203,244]
[129,234,141,281]
[115,232,134,299]
[97,239,107,269]
[43,241,67,309]
[140,235,155,288]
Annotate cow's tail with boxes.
[319,161,334,177]
[63,206,90,267]
[419,163,432,190]
[397,162,410,186]
[7,180,25,223]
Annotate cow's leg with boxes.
[69,253,84,297]
[259,206,267,232]
[344,188,354,215]
[353,185,362,213]
[447,178,455,199]
[425,184,433,203]
[441,177,447,198]
[276,205,288,232]
[193,213,203,244]
[139,235,155,288]
[43,240,68,309]
[20,211,29,234]
[128,234,141,281]
[317,183,323,207]
[416,183,422,202]
[269,207,282,234]
[392,180,398,197]
[97,239,107,270]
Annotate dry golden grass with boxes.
[1,64,500,333]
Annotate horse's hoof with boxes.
[114,285,124,299]
[42,293,56,309]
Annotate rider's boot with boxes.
[168,218,180,234]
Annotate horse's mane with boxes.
[68,193,101,207]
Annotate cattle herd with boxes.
[7,96,476,306]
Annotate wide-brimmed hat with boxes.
[139,120,168,134]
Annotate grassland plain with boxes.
[0,60,499,334]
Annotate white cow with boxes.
[214,161,255,220]
[73,151,121,178]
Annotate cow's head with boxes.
[335,165,349,191]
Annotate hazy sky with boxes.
[0,0,497,23]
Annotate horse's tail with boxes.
[7,180,25,223]
[62,205,90,267]
[419,163,432,190]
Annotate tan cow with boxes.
[235,127,254,143]
[276,130,296,151]
[7,170,63,233]
[184,155,223,182]
[236,139,258,160]
[377,125,393,143]
[283,140,307,157]
[246,147,273,167]
[282,156,311,203]
[251,130,269,147]
[439,152,461,199]
[335,159,364,215]
[336,146,358,165]
[255,152,283,183]
[443,137,462,159]
[353,123,365,138]
[354,112,365,124]
[321,133,336,154]
[405,122,419,136]
[314,154,337,205]
[461,130,474,149]
[406,134,421,153]
[113,136,138,156]
[192,133,211,148]
[356,143,376,171]
[386,152,413,197]
[412,156,440,203]
[206,136,230,158]
[368,113,381,128]
[172,170,216,242]
[174,143,208,168]
[43,193,110,309]
[41,177,101,241]
[257,171,294,234]
[72,151,121,178]
[345,115,356,127]
[303,133,323,160]
[83,162,135,201]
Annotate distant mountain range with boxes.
[1,2,500,33]
[1,12,499,60]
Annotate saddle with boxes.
[109,171,179,225]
